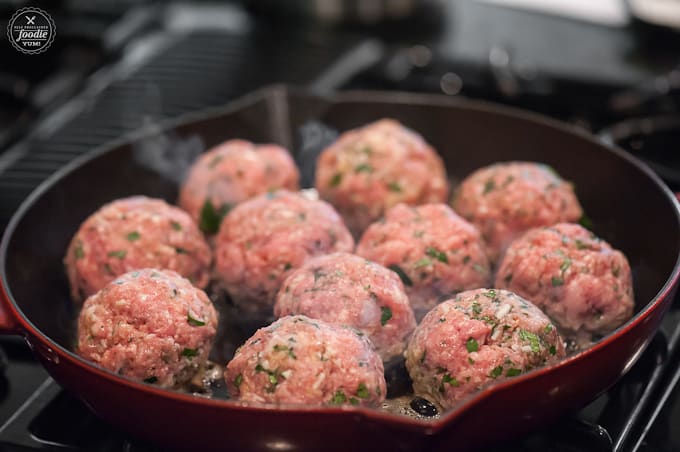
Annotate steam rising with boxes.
[131,122,204,185]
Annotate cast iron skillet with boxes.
[1,85,679,451]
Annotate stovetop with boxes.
[0,1,679,451]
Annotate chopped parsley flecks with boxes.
[518,329,541,353]
[107,250,127,259]
[388,264,413,287]
[354,163,373,173]
[560,257,572,273]
[466,337,479,353]
[549,345,557,356]
[471,302,482,315]
[489,365,503,379]
[234,374,243,388]
[579,214,593,229]
[175,247,188,254]
[506,368,522,377]
[462,255,471,264]
[380,306,393,326]
[551,276,564,287]
[386,181,402,192]
[74,242,84,259]
[349,397,360,406]
[283,262,293,271]
[483,289,497,299]
[414,257,433,268]
[442,374,460,388]
[181,348,199,358]
[425,247,448,264]
[187,312,206,327]
[144,376,158,384]
[356,383,370,399]
[612,266,621,277]
[329,172,343,188]
[483,179,496,195]
[170,221,182,231]
[199,199,231,234]
[330,390,347,405]
[273,344,297,359]
[208,155,223,169]
[126,231,141,242]
[574,239,588,250]
[544,324,554,334]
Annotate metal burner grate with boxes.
[0,18,367,232]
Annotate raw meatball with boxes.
[77,268,218,388]
[65,196,212,303]
[452,162,583,262]
[225,315,386,406]
[495,223,634,336]
[315,119,449,236]
[214,190,354,317]
[405,288,565,410]
[274,252,416,361]
[356,204,491,320]
[179,140,299,234]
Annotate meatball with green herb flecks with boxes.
[356,203,491,321]
[65,196,212,304]
[315,119,449,237]
[179,140,299,234]
[225,315,386,406]
[405,288,565,411]
[214,190,354,318]
[452,162,583,263]
[77,268,218,389]
[495,223,634,338]
[274,252,416,361]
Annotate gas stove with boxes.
[0,1,679,451]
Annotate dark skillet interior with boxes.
[3,87,679,385]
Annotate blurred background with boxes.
[0,1,679,451]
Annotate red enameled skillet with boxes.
[1,85,679,451]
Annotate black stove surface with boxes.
[0,1,679,451]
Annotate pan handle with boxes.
[0,280,19,334]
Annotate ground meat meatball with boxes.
[274,252,416,361]
[64,196,212,303]
[405,288,565,411]
[356,204,491,320]
[315,119,449,236]
[77,268,218,388]
[452,162,583,262]
[225,315,386,406]
[214,190,354,317]
[495,223,634,336]
[179,140,299,234]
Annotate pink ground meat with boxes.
[77,268,218,388]
[452,162,583,263]
[495,223,634,336]
[274,252,416,361]
[214,190,354,317]
[315,119,449,236]
[225,315,386,406]
[405,288,565,411]
[356,203,491,320]
[64,196,212,303]
[178,140,299,233]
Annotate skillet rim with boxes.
[1,84,680,432]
